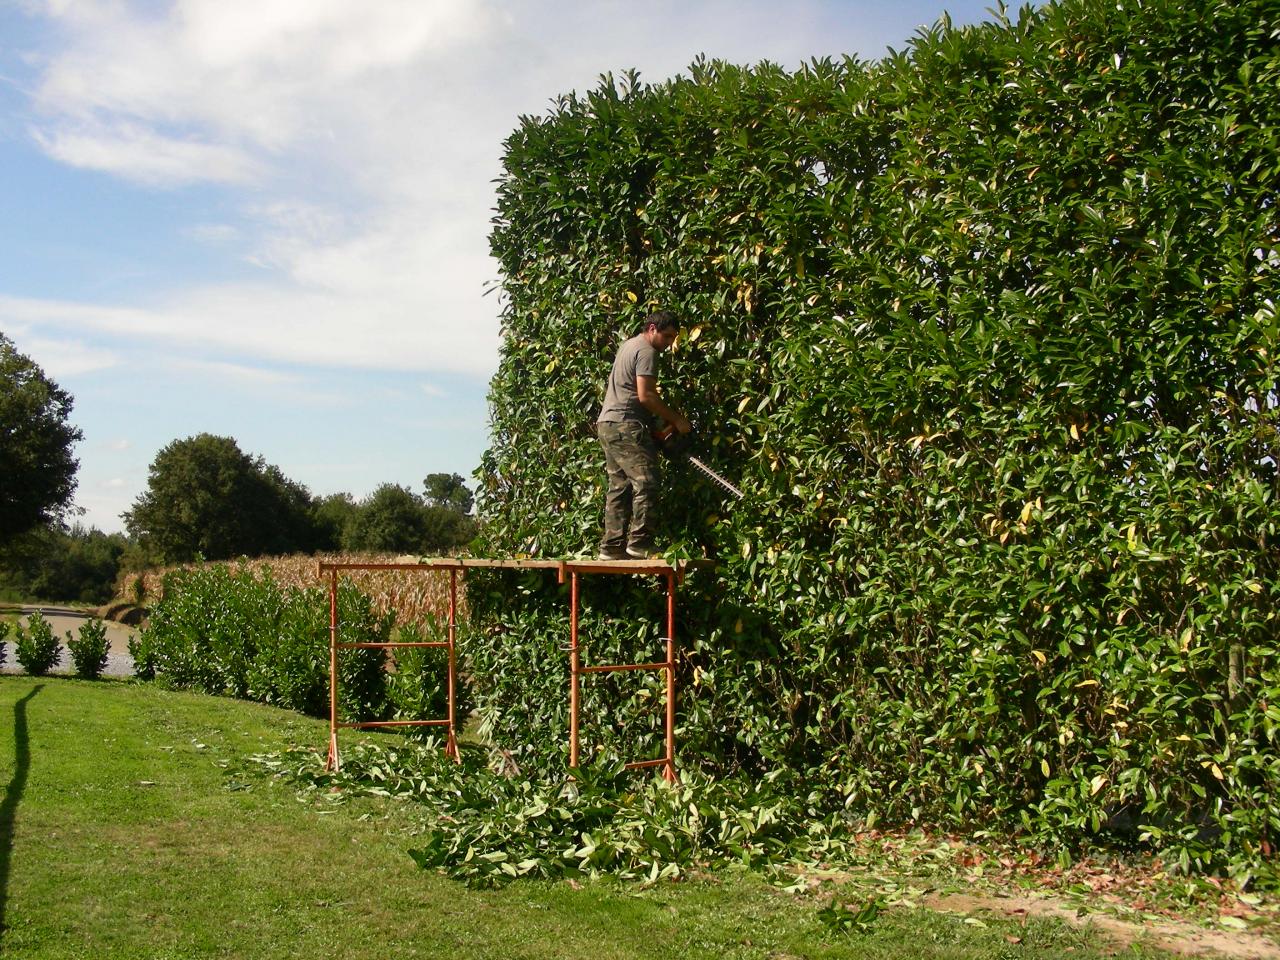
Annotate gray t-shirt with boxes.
[597,333,658,425]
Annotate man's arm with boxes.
[637,376,692,433]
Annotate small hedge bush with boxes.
[66,618,111,679]
[14,611,61,676]
[134,564,394,722]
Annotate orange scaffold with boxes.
[317,557,713,782]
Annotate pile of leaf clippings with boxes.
[246,739,840,887]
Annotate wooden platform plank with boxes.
[318,557,715,575]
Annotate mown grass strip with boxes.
[0,676,1175,959]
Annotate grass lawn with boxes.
[0,676,1182,959]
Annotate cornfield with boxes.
[118,553,467,626]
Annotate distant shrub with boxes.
[14,611,61,676]
[0,620,9,667]
[127,632,154,681]
[135,563,393,722]
[67,618,110,679]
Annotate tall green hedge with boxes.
[476,0,1279,878]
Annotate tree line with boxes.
[0,333,476,604]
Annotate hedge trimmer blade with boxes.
[652,422,747,502]
[685,454,746,500]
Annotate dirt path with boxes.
[927,892,1280,959]
[2,606,136,677]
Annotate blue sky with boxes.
[1,0,1005,534]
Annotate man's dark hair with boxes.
[642,310,679,333]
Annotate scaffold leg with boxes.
[447,568,461,763]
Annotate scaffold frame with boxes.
[316,557,712,779]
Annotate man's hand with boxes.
[638,376,691,433]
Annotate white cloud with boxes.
[16,335,119,377]
[1,296,175,341]
[0,274,499,376]
[170,357,305,387]
[33,119,261,186]
[184,223,242,245]
[30,0,503,177]
[107,438,131,451]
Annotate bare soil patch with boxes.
[927,892,1280,959]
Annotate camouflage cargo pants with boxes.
[597,421,660,553]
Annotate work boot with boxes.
[597,547,627,561]
[625,544,657,560]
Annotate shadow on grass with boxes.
[0,685,40,933]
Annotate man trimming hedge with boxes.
[595,310,692,560]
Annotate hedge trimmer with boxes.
[653,422,747,501]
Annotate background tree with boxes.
[0,333,82,543]
[312,492,359,551]
[422,472,477,552]
[343,484,428,552]
[260,464,325,554]
[0,524,127,604]
[342,482,477,554]
[124,434,320,563]
[420,505,476,552]
[423,472,474,514]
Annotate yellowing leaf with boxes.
[1020,501,1035,523]
[1041,759,1051,777]
[1075,679,1100,688]
[737,395,752,414]
[1246,581,1263,594]
[1179,626,1194,652]
[688,325,703,342]
[543,358,558,373]
[1090,774,1107,796]
[625,291,638,303]
[1211,763,1224,781]
[1070,424,1080,440]
[1032,650,1047,665]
